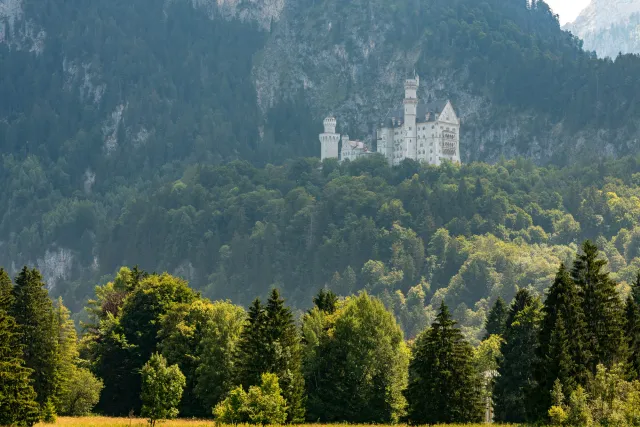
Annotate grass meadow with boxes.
[36,418,515,427]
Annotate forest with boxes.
[21,154,635,344]
[2,240,640,426]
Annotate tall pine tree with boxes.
[264,289,305,422]
[235,290,305,422]
[532,263,588,418]
[0,268,13,311]
[406,302,483,424]
[572,241,626,373]
[493,289,541,423]
[484,297,508,339]
[53,298,79,412]
[235,298,269,389]
[11,267,60,408]
[625,273,640,378]
[0,306,39,426]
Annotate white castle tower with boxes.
[403,75,419,160]
[319,116,339,161]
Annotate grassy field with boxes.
[36,418,513,427]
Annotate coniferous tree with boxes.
[313,288,338,314]
[53,298,79,411]
[236,298,269,390]
[484,297,508,339]
[11,267,60,408]
[406,302,483,424]
[236,291,306,422]
[532,263,588,418]
[263,289,305,422]
[572,241,627,373]
[625,273,640,378]
[493,289,541,423]
[0,268,13,311]
[0,305,39,426]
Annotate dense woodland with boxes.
[26,154,637,344]
[2,243,640,426]
[4,0,640,309]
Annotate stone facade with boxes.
[319,76,461,166]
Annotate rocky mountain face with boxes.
[564,0,640,58]
[2,0,640,297]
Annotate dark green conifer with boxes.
[0,307,39,426]
[11,267,60,407]
[572,241,627,373]
[406,302,483,424]
[235,298,268,389]
[484,296,508,339]
[0,268,13,311]
[493,289,541,423]
[264,289,305,422]
[313,288,338,314]
[625,273,640,378]
[532,264,588,418]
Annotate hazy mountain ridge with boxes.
[565,0,640,58]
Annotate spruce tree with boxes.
[493,289,541,423]
[0,306,39,426]
[53,298,79,411]
[484,297,508,339]
[625,273,640,378]
[533,264,588,418]
[572,241,627,373]
[406,302,483,424]
[236,298,268,390]
[263,289,305,422]
[313,288,338,314]
[11,267,60,408]
[0,268,13,311]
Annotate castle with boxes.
[319,76,461,166]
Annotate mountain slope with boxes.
[565,0,640,58]
[2,0,640,315]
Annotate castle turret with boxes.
[403,75,419,158]
[319,116,340,161]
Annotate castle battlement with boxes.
[319,76,461,166]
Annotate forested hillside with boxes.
[3,0,640,322]
[27,154,637,343]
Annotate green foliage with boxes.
[193,301,245,413]
[474,334,503,374]
[85,271,196,415]
[140,353,186,427]
[42,399,57,423]
[0,268,13,311]
[235,289,305,422]
[626,273,640,378]
[533,263,588,418]
[484,297,508,339]
[312,288,338,314]
[573,241,627,373]
[213,372,288,425]
[53,297,79,413]
[493,289,542,423]
[11,267,60,407]
[57,367,103,416]
[548,364,640,427]
[407,302,484,424]
[303,292,409,423]
[0,305,39,427]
